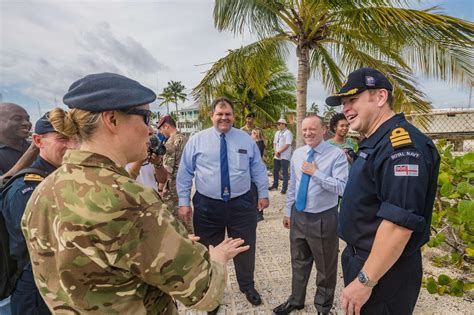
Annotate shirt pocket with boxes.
[236,149,249,171]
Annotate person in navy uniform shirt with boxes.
[326,68,440,315]
[1,113,77,315]
[177,97,269,315]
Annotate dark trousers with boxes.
[193,191,257,291]
[289,206,338,313]
[272,159,289,192]
[250,182,259,211]
[341,246,422,315]
[11,270,50,315]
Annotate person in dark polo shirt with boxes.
[0,103,32,176]
[326,68,440,315]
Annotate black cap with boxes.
[157,115,175,128]
[245,112,256,118]
[34,112,56,134]
[325,68,393,106]
[63,72,156,112]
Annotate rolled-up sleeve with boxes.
[375,149,429,232]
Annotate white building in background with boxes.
[176,103,202,136]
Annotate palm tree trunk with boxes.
[174,102,179,115]
[166,104,170,115]
[296,46,309,147]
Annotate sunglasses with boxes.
[120,108,152,125]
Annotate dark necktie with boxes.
[220,133,231,202]
[295,149,316,211]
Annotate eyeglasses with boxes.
[120,108,152,126]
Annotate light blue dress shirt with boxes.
[285,141,348,216]
[177,127,269,206]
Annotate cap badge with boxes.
[365,76,375,86]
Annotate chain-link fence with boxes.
[344,108,474,153]
[407,109,474,153]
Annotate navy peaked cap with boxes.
[325,68,393,106]
[63,72,157,111]
[34,112,56,134]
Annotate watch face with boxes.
[358,271,368,284]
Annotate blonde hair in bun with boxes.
[48,107,101,141]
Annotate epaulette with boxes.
[23,173,45,182]
[389,127,412,149]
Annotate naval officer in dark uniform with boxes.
[325,68,440,315]
[1,113,77,315]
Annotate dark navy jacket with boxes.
[339,114,440,257]
[1,156,56,271]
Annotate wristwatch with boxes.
[358,270,377,287]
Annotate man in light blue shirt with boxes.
[177,97,269,314]
[273,115,348,315]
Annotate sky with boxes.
[1,0,473,123]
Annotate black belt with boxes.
[197,190,250,202]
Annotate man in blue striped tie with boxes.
[177,97,269,315]
[273,115,348,315]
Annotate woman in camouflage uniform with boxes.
[21,73,248,314]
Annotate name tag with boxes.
[238,149,247,154]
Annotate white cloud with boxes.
[0,0,472,122]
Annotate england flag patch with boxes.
[394,164,419,176]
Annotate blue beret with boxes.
[34,112,56,134]
[63,73,156,112]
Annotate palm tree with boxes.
[213,0,473,145]
[166,81,188,115]
[194,51,296,127]
[157,88,173,115]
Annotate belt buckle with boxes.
[352,245,357,255]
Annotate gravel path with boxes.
[180,186,473,315]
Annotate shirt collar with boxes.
[0,140,29,151]
[62,149,130,177]
[305,140,327,154]
[31,156,57,175]
[212,126,235,137]
[359,113,406,149]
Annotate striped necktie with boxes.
[220,133,231,202]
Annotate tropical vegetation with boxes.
[158,80,188,115]
[209,0,473,145]
[194,53,296,127]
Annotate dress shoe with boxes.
[241,287,262,305]
[280,190,287,195]
[273,301,304,314]
[317,312,329,315]
[269,186,278,191]
[207,305,220,315]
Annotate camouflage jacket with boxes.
[21,150,225,314]
[162,132,186,180]
[240,125,261,136]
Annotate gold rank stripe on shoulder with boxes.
[24,173,44,182]
[390,127,412,148]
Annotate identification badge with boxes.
[394,164,419,176]
[238,149,247,154]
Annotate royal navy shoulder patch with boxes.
[24,173,45,182]
[389,127,412,149]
